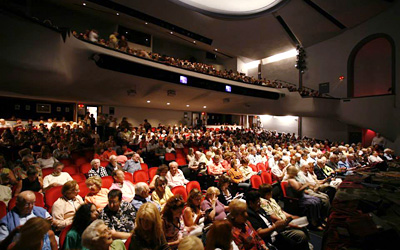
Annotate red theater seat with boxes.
[101,176,114,189]
[250,175,262,190]
[171,186,188,201]
[134,170,149,183]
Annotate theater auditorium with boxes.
[0,0,399,249]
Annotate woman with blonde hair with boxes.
[8,217,57,250]
[178,236,203,250]
[128,202,169,250]
[84,176,109,210]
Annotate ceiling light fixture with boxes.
[203,106,207,108]
[116,12,120,16]
[186,105,190,107]
[145,22,148,25]
[214,49,218,51]
[167,103,170,105]
[170,32,174,34]
[82,3,86,6]
[193,41,196,43]
[147,100,151,103]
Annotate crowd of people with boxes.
[0,116,396,250]
[73,29,323,98]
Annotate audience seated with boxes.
[161,194,186,249]
[64,203,99,250]
[14,166,42,195]
[82,219,126,250]
[201,187,227,224]
[88,159,108,178]
[131,182,160,211]
[123,153,142,174]
[178,235,203,250]
[128,202,169,250]
[109,170,135,202]
[217,175,237,206]
[0,191,52,245]
[13,154,42,181]
[183,189,204,237]
[166,161,189,188]
[37,148,59,169]
[105,155,122,176]
[52,180,84,231]
[205,220,237,250]
[100,189,135,240]
[152,176,174,209]
[43,162,73,192]
[85,176,109,210]
[149,164,169,189]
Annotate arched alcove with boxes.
[347,34,395,98]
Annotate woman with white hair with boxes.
[82,219,126,250]
[87,159,108,178]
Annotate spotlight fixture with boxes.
[203,106,207,108]
[126,32,128,34]
[186,105,190,107]
[170,32,173,34]
[167,103,170,105]
[214,49,218,51]
[83,3,86,6]
[147,100,151,103]
[116,13,120,16]
[145,22,148,25]
[193,41,196,44]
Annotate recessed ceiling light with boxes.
[83,3,86,6]
[126,32,128,34]
[167,103,170,105]
[193,41,196,43]
[203,106,207,108]
[170,32,173,34]
[145,22,148,25]
[214,49,218,51]
[146,39,148,41]
[116,13,120,16]
[186,105,190,107]
[147,100,151,103]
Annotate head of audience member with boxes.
[316,158,325,168]
[205,220,233,250]
[162,194,185,222]
[41,149,52,159]
[287,165,299,178]
[205,186,220,202]
[52,162,64,176]
[194,151,203,160]
[156,164,169,177]
[134,202,163,244]
[107,189,123,212]
[22,154,35,169]
[112,169,125,184]
[26,166,39,183]
[178,235,204,250]
[109,155,118,166]
[299,163,309,174]
[135,182,150,199]
[82,220,114,250]
[230,160,239,170]
[213,155,221,164]
[133,153,140,163]
[62,180,79,200]
[188,148,194,156]
[90,159,101,170]
[259,184,273,201]
[12,217,51,250]
[71,203,99,234]
[228,199,248,226]
[155,176,168,194]
[218,175,231,191]
[187,188,202,212]
[169,161,179,176]
[329,154,338,164]
[86,176,102,195]
[16,191,36,216]
[205,151,213,160]
[246,191,261,212]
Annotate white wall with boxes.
[260,115,298,135]
[102,105,192,127]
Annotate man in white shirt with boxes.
[43,162,73,191]
[165,161,188,188]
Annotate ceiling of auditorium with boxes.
[45,0,393,60]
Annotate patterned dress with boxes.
[100,201,136,232]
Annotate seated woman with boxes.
[151,176,174,209]
[82,220,126,250]
[14,166,43,195]
[183,189,204,236]
[84,176,109,210]
[228,200,268,250]
[217,175,236,206]
[286,166,323,230]
[109,169,135,202]
[37,149,58,169]
[128,202,169,250]
[200,187,227,225]
[162,195,187,249]
[149,165,169,189]
[205,220,237,250]
[239,158,257,181]
[178,236,203,250]
[0,156,17,187]
[64,203,99,250]
[227,161,250,194]
[52,180,84,231]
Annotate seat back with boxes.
[124,172,133,183]
[281,181,289,197]
[78,181,90,198]
[256,163,266,172]
[148,167,158,181]
[80,163,92,175]
[176,158,187,166]
[101,176,114,189]
[42,168,54,178]
[134,170,149,183]
[0,201,7,219]
[59,224,72,250]
[186,181,201,194]
[261,172,272,184]
[250,175,262,189]
[45,186,63,212]
[63,166,78,175]
[171,186,188,201]
[59,159,72,166]
[9,191,46,210]
[100,161,109,167]
[249,164,258,172]
[74,157,88,167]
[70,173,86,183]
[125,235,132,249]
[165,153,176,162]
[140,163,149,172]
